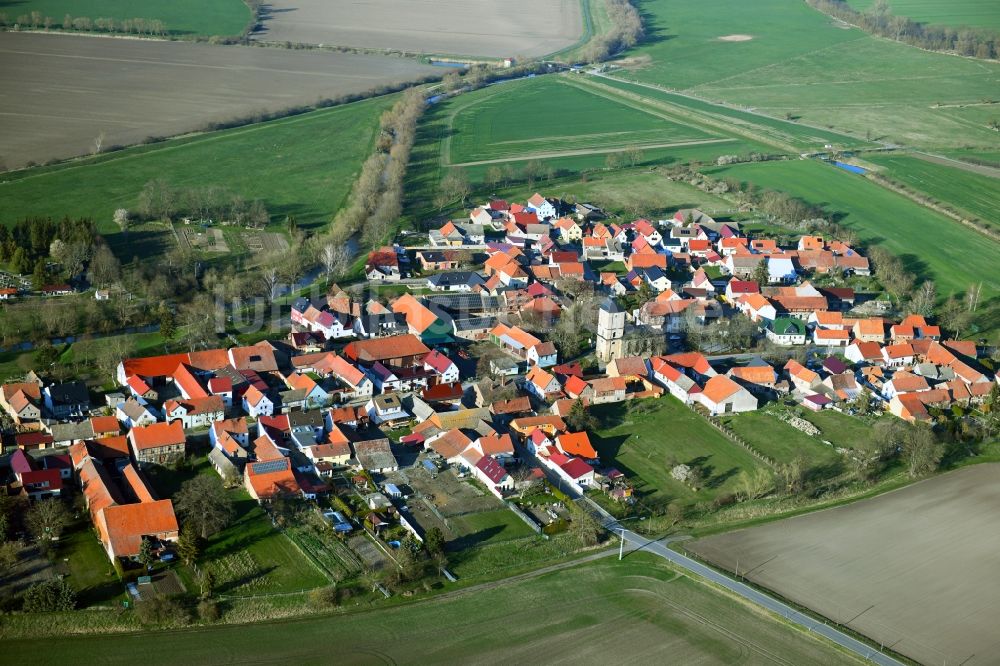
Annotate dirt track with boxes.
[913,151,1000,178]
[252,0,583,58]
[0,32,440,168]
[688,464,1000,666]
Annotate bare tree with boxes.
[92,131,105,155]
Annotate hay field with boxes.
[688,464,1000,666]
[0,554,863,664]
[0,32,439,168]
[847,0,1000,31]
[613,0,1000,149]
[253,0,583,58]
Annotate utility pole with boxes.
[619,527,626,560]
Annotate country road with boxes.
[616,523,903,665]
[575,498,902,665]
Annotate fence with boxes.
[506,501,542,534]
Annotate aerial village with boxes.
[2,191,996,586]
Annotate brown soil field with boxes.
[0,32,441,168]
[688,464,1000,666]
[252,0,583,58]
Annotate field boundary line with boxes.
[575,75,802,153]
[861,170,1000,243]
[593,73,866,147]
[448,138,735,167]
[911,151,1000,179]
[558,77,718,135]
[0,97,385,186]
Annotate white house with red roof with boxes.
[423,350,460,384]
[242,385,274,418]
[725,280,759,302]
[526,193,557,221]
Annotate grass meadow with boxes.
[707,159,1000,299]
[616,0,1000,149]
[865,153,1000,229]
[0,95,394,235]
[590,76,870,152]
[446,77,720,165]
[591,398,769,506]
[0,0,251,36]
[0,554,863,664]
[719,411,842,470]
[846,0,1000,30]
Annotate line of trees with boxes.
[327,89,426,248]
[0,12,167,35]
[808,0,1000,60]
[137,180,269,228]
[581,0,645,62]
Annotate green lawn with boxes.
[614,0,1000,149]
[796,409,889,452]
[447,508,537,550]
[0,95,394,239]
[706,159,1000,299]
[0,553,862,664]
[846,0,1000,30]
[718,410,843,475]
[864,154,1000,229]
[0,0,252,36]
[147,456,328,595]
[591,398,770,506]
[58,520,125,608]
[447,76,719,165]
[201,494,329,595]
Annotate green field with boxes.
[0,0,252,36]
[0,95,394,236]
[707,159,1000,298]
[590,76,871,152]
[847,0,1000,30]
[0,554,862,664]
[719,411,842,472]
[591,398,770,505]
[864,154,1000,228]
[614,0,1000,148]
[447,77,721,165]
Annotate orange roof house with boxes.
[76,452,179,561]
[245,457,301,502]
[556,432,598,460]
[128,421,186,465]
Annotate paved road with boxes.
[573,498,901,665]
[615,525,903,665]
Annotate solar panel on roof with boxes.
[251,458,288,474]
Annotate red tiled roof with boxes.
[130,421,185,451]
[343,335,430,364]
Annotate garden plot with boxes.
[242,231,289,254]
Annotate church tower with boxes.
[596,298,626,364]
